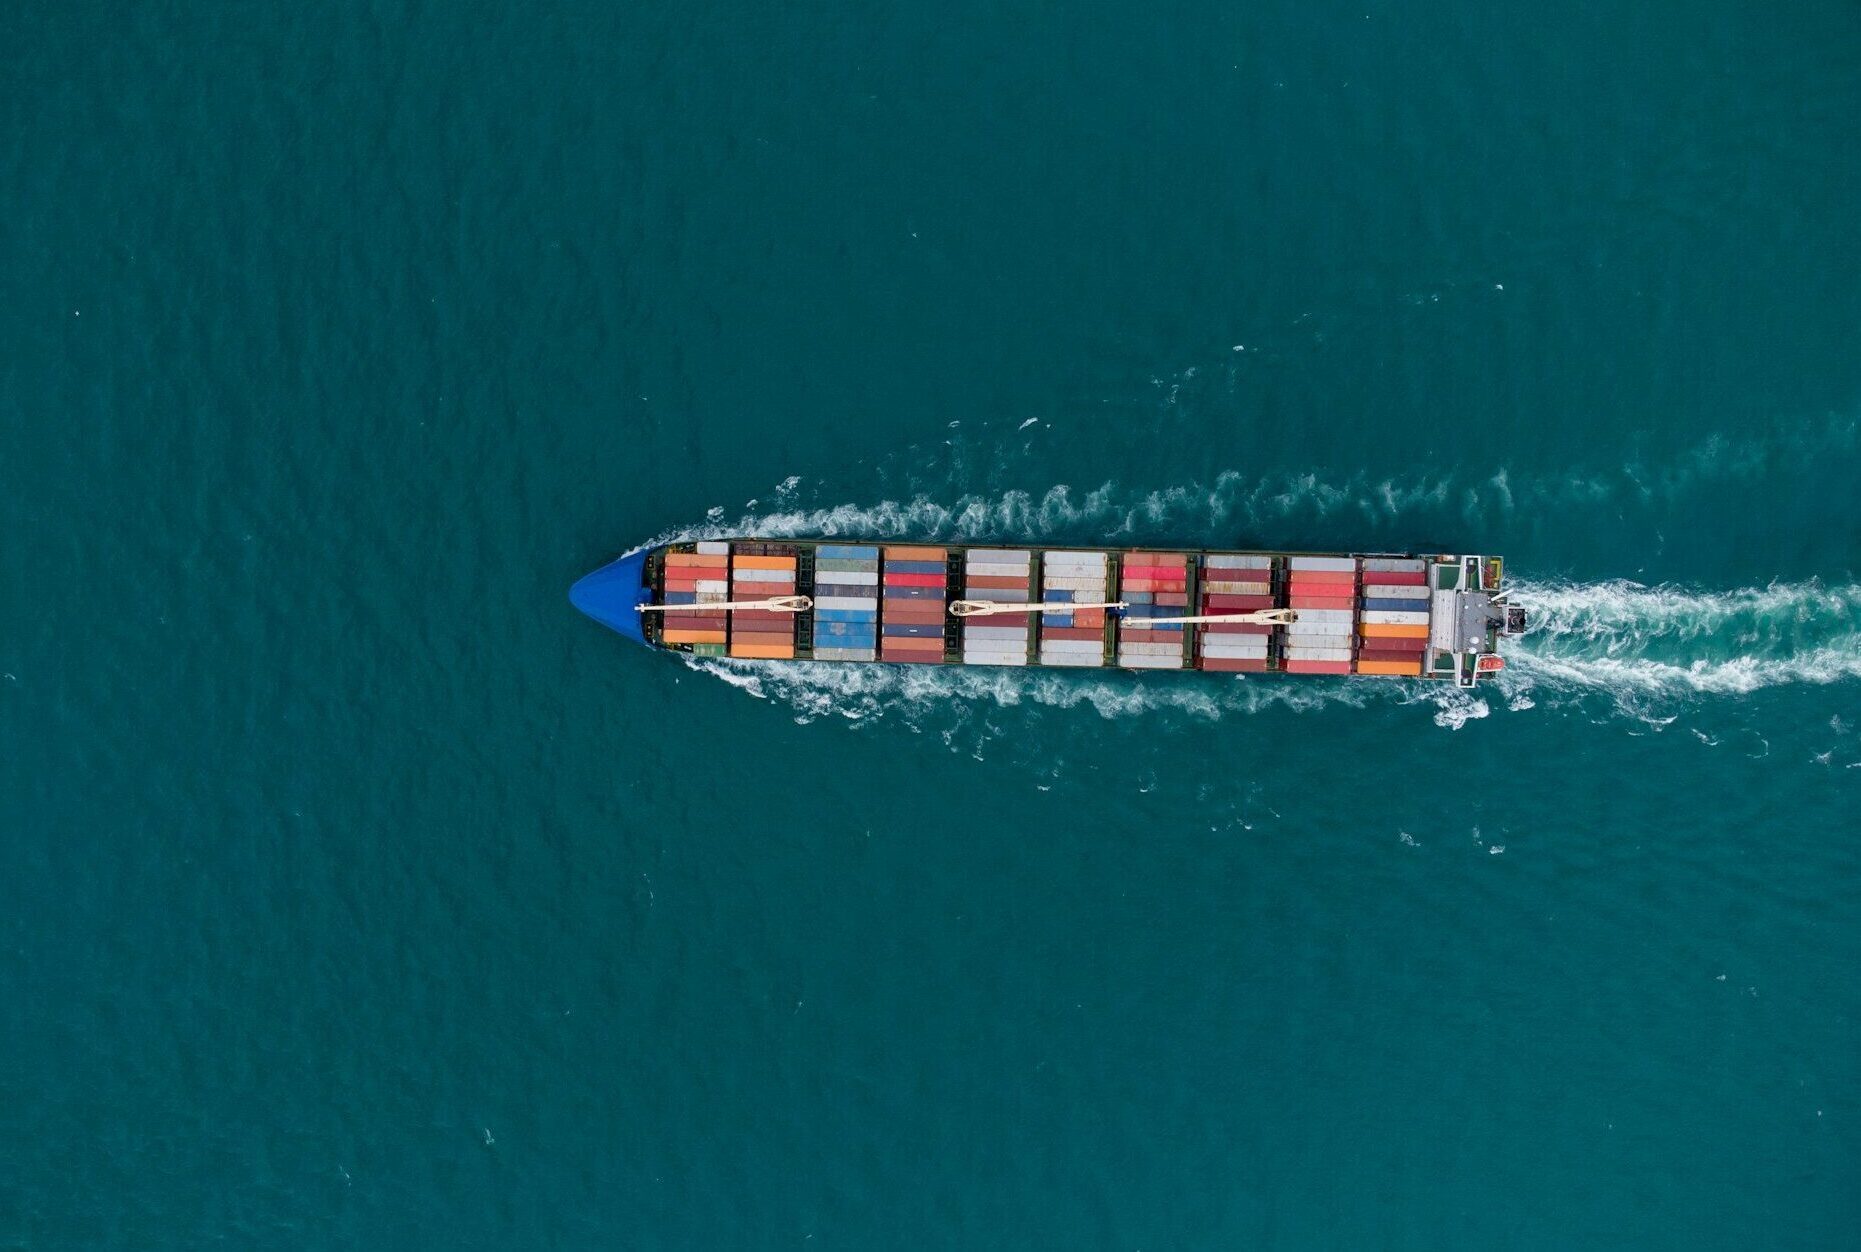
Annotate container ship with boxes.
[572,541,1525,686]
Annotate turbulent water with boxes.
[6,2,1860,1248]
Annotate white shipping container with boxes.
[1363,557,1426,572]
[1203,554,1273,568]
[963,626,1028,641]
[1039,640,1105,655]
[1120,654,1184,669]
[816,570,879,585]
[1202,641,1269,658]
[1119,641,1184,656]
[963,642,1029,657]
[1289,608,1356,625]
[1361,610,1429,625]
[1288,556,1356,572]
[696,541,730,555]
[1284,634,1353,649]
[733,567,795,582]
[963,653,1029,667]
[694,579,728,593]
[1361,583,1427,600]
[1282,646,1353,662]
[816,596,879,612]
[1041,653,1104,667]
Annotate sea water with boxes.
[4,2,1858,1247]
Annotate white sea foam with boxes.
[1503,578,1861,699]
[652,417,1856,550]
[653,481,1857,736]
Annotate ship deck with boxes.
[605,540,1514,685]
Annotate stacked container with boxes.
[880,545,948,664]
[962,548,1034,665]
[811,543,880,661]
[657,541,730,653]
[1038,550,1109,667]
[727,544,799,659]
[1356,557,1430,675]
[1117,552,1189,668]
[1283,556,1357,674]
[1196,553,1274,672]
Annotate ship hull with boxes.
[575,539,1518,686]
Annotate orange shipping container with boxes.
[733,555,797,570]
[1361,623,1429,639]
[730,644,795,659]
[1355,660,1423,676]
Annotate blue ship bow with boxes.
[570,549,652,645]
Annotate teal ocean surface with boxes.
[6,3,1860,1247]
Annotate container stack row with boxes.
[727,545,799,659]
[658,542,730,653]
[811,544,880,661]
[1355,557,1430,675]
[962,549,1034,666]
[880,545,948,664]
[1283,556,1357,674]
[1039,550,1109,667]
[1117,552,1188,668]
[1196,553,1275,672]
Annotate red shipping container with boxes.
[883,572,944,588]
[1204,594,1275,609]
[1039,626,1104,641]
[1155,592,1189,606]
[1361,570,1428,586]
[882,602,945,616]
[1200,657,1269,672]
[965,575,1030,590]
[1282,659,1353,675]
[1287,570,1356,586]
[881,639,944,655]
[1357,647,1428,663]
[1354,636,1421,654]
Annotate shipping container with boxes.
[727,546,798,659]
[810,542,878,662]
[963,548,1033,666]
[1040,550,1108,667]
[881,546,950,663]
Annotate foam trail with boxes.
[1503,579,1861,700]
[688,653,1376,731]
[648,485,1857,734]
[646,416,1857,549]
[684,577,1857,737]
